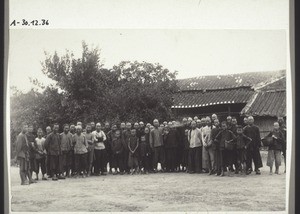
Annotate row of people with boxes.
[15,115,286,185]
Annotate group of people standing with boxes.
[15,114,286,185]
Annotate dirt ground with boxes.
[10,151,286,212]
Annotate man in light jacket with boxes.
[188,121,202,174]
[150,119,165,172]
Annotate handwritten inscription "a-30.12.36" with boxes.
[10,19,49,26]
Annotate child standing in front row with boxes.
[127,129,140,175]
[235,125,252,175]
[34,128,47,180]
[264,122,285,175]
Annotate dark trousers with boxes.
[87,149,95,173]
[94,149,107,173]
[224,149,235,167]
[48,155,61,176]
[18,157,32,183]
[153,146,165,170]
[165,147,177,171]
[182,149,189,168]
[176,146,184,168]
[112,152,124,172]
[71,150,76,174]
[282,143,286,166]
[75,153,88,173]
[46,155,51,176]
[188,147,201,173]
[215,149,226,172]
[60,150,72,175]
[35,157,46,175]
[140,154,152,171]
[246,148,263,170]
[29,158,36,174]
[123,149,130,172]
[104,142,111,172]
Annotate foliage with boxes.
[10,41,178,157]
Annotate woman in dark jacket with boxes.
[139,127,152,174]
[264,122,285,175]
[163,124,179,172]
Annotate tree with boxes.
[10,42,179,157]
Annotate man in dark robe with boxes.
[243,116,263,175]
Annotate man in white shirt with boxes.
[202,117,215,175]
[92,123,107,175]
[188,121,202,173]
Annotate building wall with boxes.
[172,103,246,122]
[253,116,278,138]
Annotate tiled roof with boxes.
[177,70,286,91]
[171,88,254,109]
[258,77,286,91]
[241,90,286,117]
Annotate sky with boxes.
[9,29,286,92]
[8,0,289,92]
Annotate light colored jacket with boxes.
[149,127,164,148]
[201,125,211,146]
[92,130,107,150]
[73,133,88,154]
[188,128,202,148]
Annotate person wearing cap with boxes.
[214,121,236,176]
[127,129,140,174]
[263,122,285,175]
[187,117,193,129]
[163,121,168,126]
[44,125,53,178]
[90,122,96,132]
[226,116,233,130]
[106,124,118,174]
[73,125,88,178]
[139,121,145,138]
[176,118,188,172]
[199,118,206,172]
[196,119,202,129]
[202,117,215,175]
[235,125,252,175]
[120,122,126,132]
[122,122,132,174]
[146,123,151,129]
[26,125,39,182]
[243,116,263,175]
[187,121,202,173]
[182,129,190,172]
[45,124,64,181]
[59,124,73,178]
[85,123,95,176]
[111,130,125,175]
[243,117,249,128]
[211,114,218,122]
[193,116,199,121]
[163,123,179,172]
[134,122,140,130]
[277,117,286,173]
[211,119,221,175]
[228,117,238,173]
[150,119,165,172]
[92,123,107,175]
[16,124,35,185]
[69,124,76,176]
[139,127,152,173]
[34,128,47,181]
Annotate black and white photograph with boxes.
[6,0,291,213]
